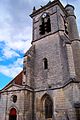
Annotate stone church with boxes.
[0,0,80,120]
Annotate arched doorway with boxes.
[41,94,53,119]
[9,108,17,120]
[45,96,53,118]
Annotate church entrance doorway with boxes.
[9,108,17,120]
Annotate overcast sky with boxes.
[0,0,80,89]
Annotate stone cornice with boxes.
[30,0,67,18]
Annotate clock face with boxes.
[42,13,48,18]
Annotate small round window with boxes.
[11,95,17,103]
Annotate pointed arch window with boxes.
[39,13,51,35]
[45,96,53,118]
[43,58,48,69]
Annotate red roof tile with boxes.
[1,71,23,90]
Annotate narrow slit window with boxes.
[64,19,68,35]
[43,58,48,69]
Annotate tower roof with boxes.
[30,0,67,18]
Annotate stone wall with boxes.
[0,88,33,120]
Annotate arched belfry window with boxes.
[43,58,48,69]
[41,94,53,119]
[39,13,51,35]
[9,108,17,120]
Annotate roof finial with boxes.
[33,6,36,12]
[47,0,51,5]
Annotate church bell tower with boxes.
[23,0,80,120]
[30,0,76,90]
